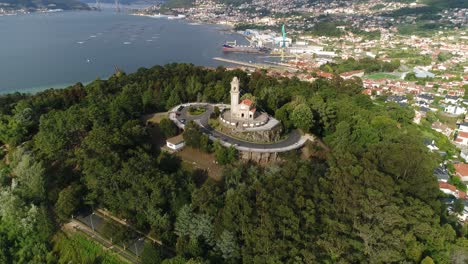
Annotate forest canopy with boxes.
[0,63,466,263]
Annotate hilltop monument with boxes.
[230,77,257,121]
[220,77,271,129]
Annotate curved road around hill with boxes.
[170,103,309,153]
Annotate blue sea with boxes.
[0,8,263,94]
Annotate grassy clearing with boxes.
[53,232,126,264]
[176,147,222,181]
[437,112,459,129]
[188,106,206,116]
[365,73,400,80]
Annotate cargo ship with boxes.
[222,41,269,54]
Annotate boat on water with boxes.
[151,13,166,18]
[222,43,270,54]
[167,14,186,20]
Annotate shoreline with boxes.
[130,12,236,31]
[0,10,245,96]
[0,80,94,95]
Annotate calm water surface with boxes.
[0,10,263,94]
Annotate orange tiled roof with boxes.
[458,132,468,138]
[454,163,468,177]
[439,181,457,192]
[240,99,253,107]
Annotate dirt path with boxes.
[142,112,168,124]
[176,147,223,182]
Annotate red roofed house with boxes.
[455,131,468,146]
[455,123,468,147]
[316,71,333,79]
[454,163,468,182]
[439,182,466,199]
[340,70,365,80]
[459,190,467,200]
[439,182,457,196]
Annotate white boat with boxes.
[151,13,166,18]
[123,42,131,45]
[167,14,186,20]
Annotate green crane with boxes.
[280,24,287,61]
[281,24,287,48]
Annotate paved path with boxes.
[96,209,163,246]
[169,103,310,153]
[67,219,138,264]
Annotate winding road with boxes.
[170,103,309,153]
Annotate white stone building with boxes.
[230,77,256,121]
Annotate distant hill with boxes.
[161,0,254,8]
[0,0,91,11]
[149,0,468,9]
[80,0,159,5]
[162,0,194,8]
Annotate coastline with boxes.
[0,9,249,96]
[130,12,236,32]
[0,80,94,95]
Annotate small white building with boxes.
[288,45,324,54]
[460,122,468,132]
[444,104,466,115]
[166,134,185,151]
[273,36,292,47]
[461,149,468,161]
[445,95,460,104]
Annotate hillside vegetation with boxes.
[0,64,467,263]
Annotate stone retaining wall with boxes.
[240,151,280,163]
[219,121,282,143]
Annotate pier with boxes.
[212,57,298,72]
[213,57,262,69]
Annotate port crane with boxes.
[114,0,121,12]
[280,24,287,61]
[95,0,101,11]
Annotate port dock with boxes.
[213,57,298,72]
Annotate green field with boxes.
[53,232,126,264]
[365,73,401,80]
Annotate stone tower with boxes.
[230,77,240,116]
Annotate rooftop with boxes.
[167,134,185,145]
[454,163,468,177]
[241,99,254,107]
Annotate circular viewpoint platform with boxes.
[169,103,310,153]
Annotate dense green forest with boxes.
[0,63,467,263]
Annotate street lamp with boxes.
[90,212,95,232]
[135,237,144,257]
